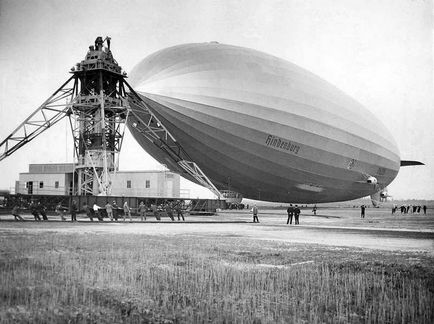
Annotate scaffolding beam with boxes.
[124,83,223,199]
[0,76,76,162]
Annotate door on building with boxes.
[27,181,33,194]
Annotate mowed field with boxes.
[0,208,433,323]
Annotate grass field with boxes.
[0,230,433,323]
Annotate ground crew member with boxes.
[12,205,24,221]
[38,202,48,221]
[294,205,301,224]
[70,200,78,222]
[166,203,175,221]
[252,204,259,223]
[56,202,66,221]
[93,203,103,221]
[123,201,132,222]
[151,203,159,220]
[30,201,41,221]
[287,204,294,224]
[83,203,93,222]
[138,201,147,221]
[105,201,113,221]
[312,205,317,216]
[112,201,119,221]
[176,203,185,221]
[360,205,366,218]
[423,205,427,214]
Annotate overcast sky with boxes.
[0,0,433,200]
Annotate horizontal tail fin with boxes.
[400,160,424,167]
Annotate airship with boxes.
[127,42,418,204]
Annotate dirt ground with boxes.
[1,207,433,253]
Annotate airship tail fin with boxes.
[400,160,424,166]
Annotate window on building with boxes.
[127,180,131,188]
[55,181,59,189]
[39,182,44,189]
[145,180,150,188]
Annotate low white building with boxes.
[16,164,74,195]
[110,170,180,198]
[16,163,180,197]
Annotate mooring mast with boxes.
[0,36,222,198]
[0,36,129,196]
[70,36,128,195]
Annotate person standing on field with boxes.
[287,204,294,224]
[294,205,301,225]
[112,201,119,221]
[30,201,41,221]
[151,203,159,220]
[70,200,78,222]
[105,201,113,221]
[360,205,366,218]
[166,203,175,221]
[176,203,185,221]
[138,201,147,221]
[123,201,132,222]
[56,202,66,221]
[252,204,259,223]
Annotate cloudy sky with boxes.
[0,0,432,199]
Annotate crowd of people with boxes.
[250,203,302,224]
[8,200,187,222]
[392,204,427,215]
[8,200,430,223]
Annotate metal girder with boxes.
[124,82,223,199]
[70,88,129,196]
[177,160,222,199]
[0,76,76,162]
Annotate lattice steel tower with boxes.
[71,36,128,195]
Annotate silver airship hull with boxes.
[127,43,400,203]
